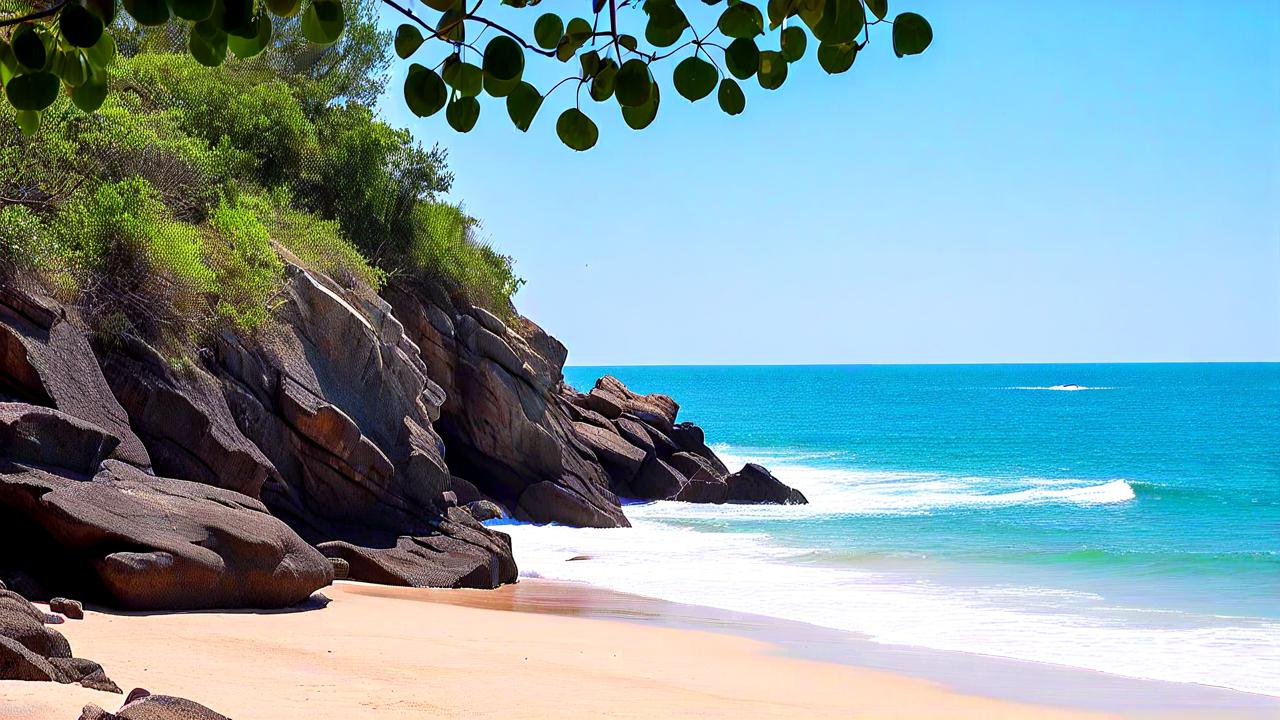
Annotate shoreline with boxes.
[2,580,1274,719]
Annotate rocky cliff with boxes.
[0,265,805,612]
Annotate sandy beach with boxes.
[1,579,1271,720]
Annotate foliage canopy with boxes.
[1,0,932,149]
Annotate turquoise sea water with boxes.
[502,364,1280,695]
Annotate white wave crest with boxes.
[1006,385,1115,391]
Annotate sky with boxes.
[377,1,1280,366]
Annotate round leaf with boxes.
[15,109,39,136]
[85,32,117,68]
[817,41,856,74]
[866,0,889,20]
[86,0,117,25]
[483,72,519,98]
[446,96,480,133]
[71,75,108,112]
[265,0,302,17]
[228,14,273,58]
[483,36,524,82]
[506,82,542,132]
[60,5,104,49]
[404,64,447,117]
[395,24,424,59]
[301,0,345,46]
[645,3,686,48]
[222,0,255,36]
[892,12,933,57]
[589,60,618,102]
[673,56,717,102]
[53,50,87,86]
[442,57,483,98]
[556,108,598,151]
[12,24,46,70]
[5,72,59,111]
[717,3,764,39]
[780,26,807,63]
[614,58,652,107]
[189,24,228,66]
[717,78,745,116]
[437,8,465,43]
[169,0,215,22]
[621,81,659,130]
[122,0,169,27]
[813,0,864,45]
[757,50,787,89]
[724,38,759,80]
[533,13,563,50]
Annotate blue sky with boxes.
[378,1,1280,365]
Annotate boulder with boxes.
[80,689,229,720]
[630,458,685,501]
[465,500,506,522]
[384,283,627,529]
[0,403,118,475]
[0,453,333,610]
[669,422,730,475]
[725,463,808,505]
[593,376,679,431]
[319,508,516,589]
[0,588,118,692]
[49,598,83,620]
[95,336,277,499]
[0,287,150,468]
[573,422,646,476]
[668,451,726,484]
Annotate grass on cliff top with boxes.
[0,45,523,347]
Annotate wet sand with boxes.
[1,580,1274,719]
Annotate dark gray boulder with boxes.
[726,463,809,504]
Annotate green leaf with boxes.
[168,0,215,22]
[404,63,447,117]
[5,72,59,111]
[757,49,787,89]
[395,24,424,59]
[717,78,745,115]
[483,36,524,82]
[442,57,483,97]
[228,14,273,59]
[60,5,105,49]
[53,50,87,86]
[71,74,108,112]
[866,0,888,20]
[12,24,46,71]
[892,12,932,57]
[813,0,864,45]
[122,0,169,27]
[15,109,39,136]
[673,56,717,102]
[265,0,302,18]
[645,2,687,48]
[506,81,542,132]
[556,17,591,61]
[717,2,764,39]
[85,32,117,68]
[724,38,759,80]
[446,96,480,132]
[437,8,465,43]
[816,41,857,73]
[301,0,345,46]
[780,26,807,62]
[534,13,563,50]
[483,71,519,98]
[589,60,618,102]
[222,0,256,36]
[189,23,228,66]
[556,108,598,151]
[579,50,601,78]
[621,81,659,130]
[614,58,652,107]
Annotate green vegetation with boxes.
[1,1,931,151]
[1,4,524,351]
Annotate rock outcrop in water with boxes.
[0,262,803,611]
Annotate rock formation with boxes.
[0,262,803,610]
[0,584,119,692]
[80,688,229,720]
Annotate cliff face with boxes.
[0,265,804,611]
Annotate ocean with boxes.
[497,364,1280,696]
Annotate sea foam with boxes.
[494,448,1280,697]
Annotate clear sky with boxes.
[378,1,1280,365]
